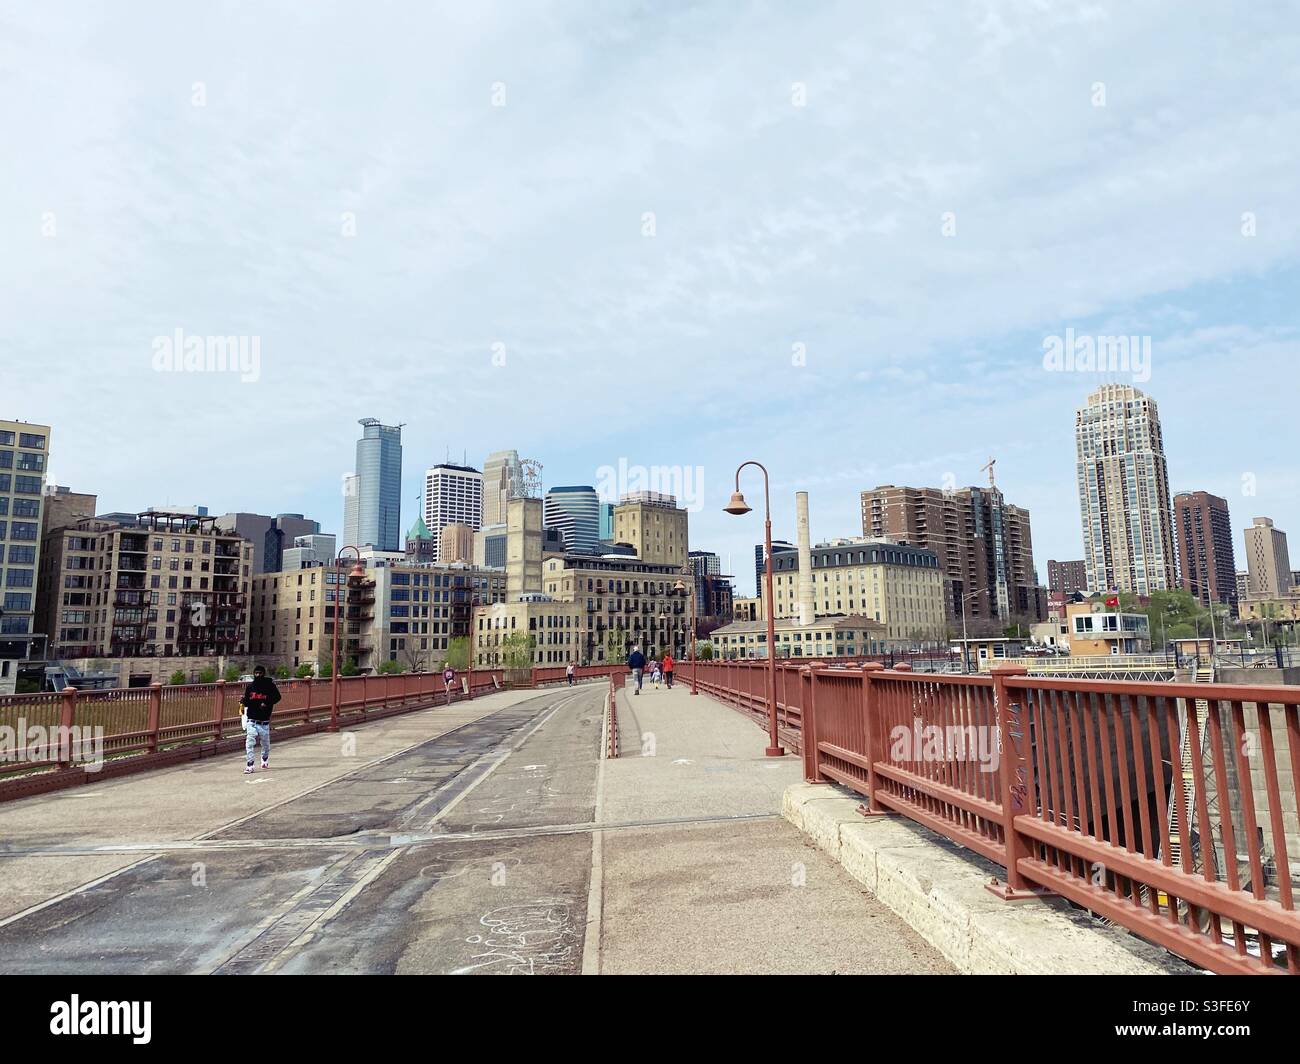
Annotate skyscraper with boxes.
[424,464,483,537]
[1173,492,1237,609]
[348,419,403,551]
[860,483,1042,623]
[544,485,601,553]
[482,450,523,528]
[1075,385,1176,595]
[1243,517,1292,599]
[0,419,50,663]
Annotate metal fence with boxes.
[693,659,1300,975]
[0,670,503,800]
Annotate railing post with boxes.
[213,680,226,742]
[801,665,822,783]
[58,687,77,769]
[146,683,162,755]
[859,662,892,815]
[986,665,1048,900]
[304,676,314,721]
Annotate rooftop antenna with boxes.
[981,456,996,488]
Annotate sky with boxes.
[3,0,1298,596]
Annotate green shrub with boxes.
[168,670,188,685]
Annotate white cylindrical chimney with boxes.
[796,491,815,627]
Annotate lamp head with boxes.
[723,491,752,516]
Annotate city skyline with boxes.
[5,4,1299,595]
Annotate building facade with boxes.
[1243,517,1292,599]
[766,538,946,644]
[710,614,888,660]
[438,522,474,565]
[544,485,601,553]
[482,450,524,529]
[1046,558,1088,596]
[37,511,253,662]
[1075,384,1177,596]
[1,420,51,662]
[860,484,1042,625]
[755,540,796,598]
[424,463,483,538]
[1064,599,1151,656]
[613,492,688,569]
[1174,491,1237,610]
[249,559,506,674]
[214,512,322,574]
[348,419,403,551]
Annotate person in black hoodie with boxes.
[240,665,281,773]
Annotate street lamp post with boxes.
[959,587,989,675]
[673,570,699,696]
[329,546,367,733]
[724,461,784,756]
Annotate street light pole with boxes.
[959,587,988,675]
[724,461,783,757]
[674,569,699,696]
[329,546,366,733]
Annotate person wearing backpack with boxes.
[626,646,646,695]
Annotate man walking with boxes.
[627,645,646,695]
[662,651,675,689]
[240,665,281,773]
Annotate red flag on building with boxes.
[1105,595,1119,608]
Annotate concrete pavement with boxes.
[589,678,954,974]
[0,677,952,974]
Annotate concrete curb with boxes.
[783,782,1199,975]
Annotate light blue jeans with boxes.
[245,720,271,765]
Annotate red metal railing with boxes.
[693,659,1300,975]
[0,670,503,801]
[531,664,628,686]
[605,673,624,759]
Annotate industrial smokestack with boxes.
[796,492,815,627]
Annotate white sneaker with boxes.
[244,764,254,774]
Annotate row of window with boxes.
[0,475,44,495]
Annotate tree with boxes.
[294,663,314,679]
[274,665,291,679]
[198,667,218,684]
[445,636,470,671]
[223,663,243,682]
[378,659,406,674]
[501,632,536,670]
[341,659,359,677]
[318,659,333,679]
[168,670,188,685]
[605,625,628,662]
[697,641,714,661]
[400,644,430,673]
[1116,589,1219,646]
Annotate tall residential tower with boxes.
[1075,385,1176,596]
